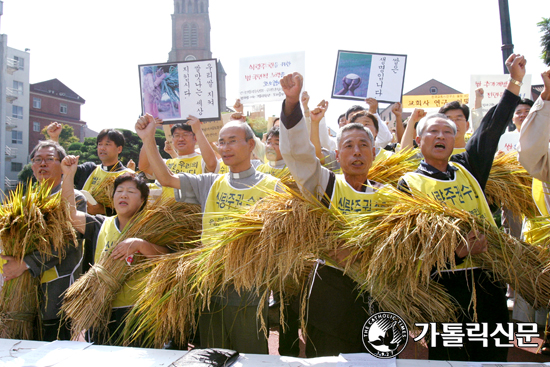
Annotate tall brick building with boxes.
[168,0,227,111]
[28,79,87,154]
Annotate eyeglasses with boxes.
[173,132,194,139]
[31,157,60,164]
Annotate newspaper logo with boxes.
[362,312,409,358]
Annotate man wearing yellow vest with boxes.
[256,126,290,179]
[136,114,279,354]
[0,140,86,341]
[138,115,219,198]
[397,54,525,362]
[517,67,550,355]
[279,72,388,356]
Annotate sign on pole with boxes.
[139,59,221,124]
[239,52,305,105]
[331,50,407,103]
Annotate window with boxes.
[60,103,68,114]
[12,105,23,119]
[13,56,24,70]
[33,122,41,132]
[183,24,190,47]
[11,162,22,172]
[429,86,438,94]
[185,55,196,61]
[11,130,23,144]
[191,24,198,46]
[33,97,41,109]
[13,81,23,95]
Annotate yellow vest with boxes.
[96,216,145,308]
[202,174,279,243]
[331,175,388,215]
[402,163,495,269]
[218,161,230,174]
[523,178,549,243]
[256,163,291,179]
[159,155,204,198]
[82,165,133,202]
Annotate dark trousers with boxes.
[428,269,509,362]
[199,302,268,354]
[42,318,71,341]
[278,298,300,357]
[301,265,373,357]
[89,307,143,347]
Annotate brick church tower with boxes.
[168,0,227,111]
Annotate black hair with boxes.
[344,105,365,120]
[350,111,379,133]
[266,126,280,141]
[171,123,193,136]
[337,114,346,124]
[517,98,534,108]
[438,101,470,121]
[97,129,125,148]
[113,173,150,211]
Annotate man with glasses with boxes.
[1,140,87,341]
[136,115,279,354]
[138,115,218,198]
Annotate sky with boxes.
[1,0,548,133]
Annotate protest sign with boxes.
[498,131,519,153]
[139,59,220,124]
[402,94,469,109]
[332,50,407,103]
[469,74,532,110]
[239,52,305,105]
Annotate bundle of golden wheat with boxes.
[341,186,550,327]
[0,182,76,340]
[61,196,201,343]
[368,148,421,186]
[485,151,537,219]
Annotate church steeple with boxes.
[168,0,228,112]
[168,0,212,62]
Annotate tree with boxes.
[539,17,550,66]
[17,163,36,190]
[41,124,80,151]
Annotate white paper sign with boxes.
[470,74,532,110]
[139,59,220,123]
[332,51,407,103]
[239,51,305,104]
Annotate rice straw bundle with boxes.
[368,148,420,186]
[61,196,201,341]
[89,175,117,209]
[485,151,537,218]
[340,186,550,327]
[0,182,76,339]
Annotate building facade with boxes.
[168,0,227,111]
[28,79,86,153]
[1,44,30,191]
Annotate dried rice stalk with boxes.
[89,175,117,209]
[61,196,201,343]
[342,186,550,326]
[0,182,76,339]
[368,148,420,185]
[485,151,537,218]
